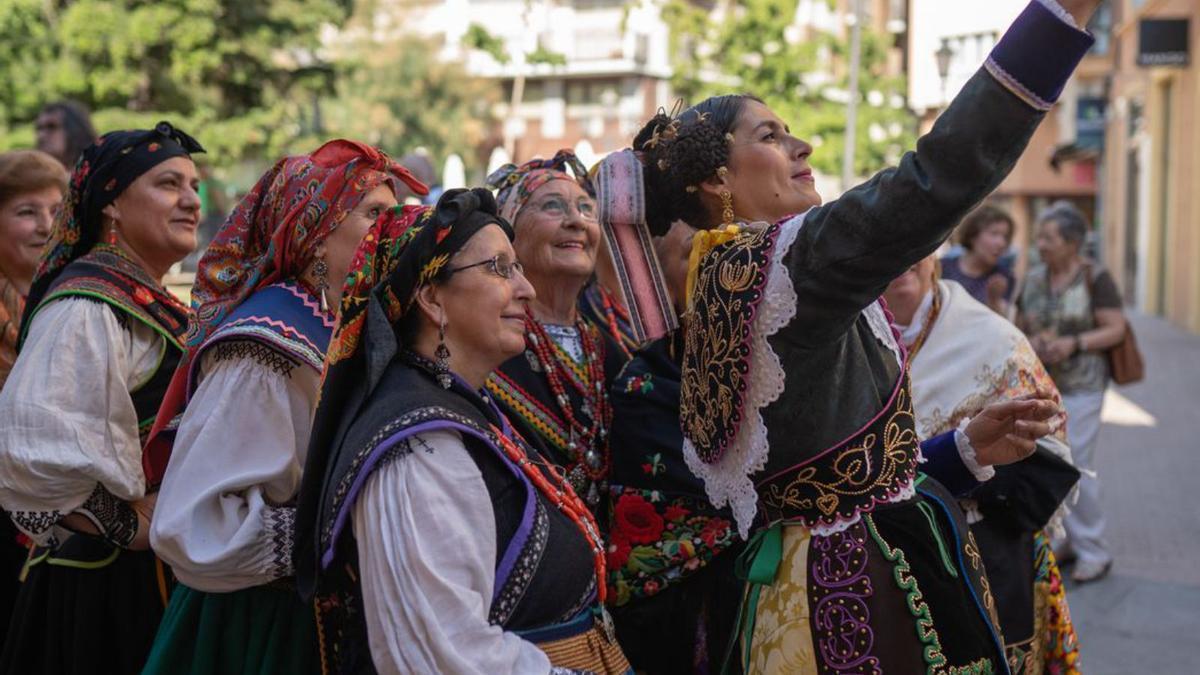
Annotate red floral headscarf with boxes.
[144,139,428,485]
[486,149,594,224]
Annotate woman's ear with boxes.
[101,203,120,224]
[413,283,445,329]
[698,168,730,200]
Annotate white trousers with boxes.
[1061,388,1110,565]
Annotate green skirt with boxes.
[142,583,320,675]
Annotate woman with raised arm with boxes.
[294,190,632,674]
[626,1,1097,671]
[0,122,204,674]
[142,140,427,675]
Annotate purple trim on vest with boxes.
[320,418,539,611]
[985,1,1094,112]
[809,522,879,672]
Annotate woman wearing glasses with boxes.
[293,190,631,674]
[485,152,629,514]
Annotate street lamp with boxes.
[935,38,954,103]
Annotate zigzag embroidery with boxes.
[223,315,324,356]
[278,282,335,328]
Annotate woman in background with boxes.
[1017,200,1128,584]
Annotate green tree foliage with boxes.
[324,33,501,175]
[0,0,351,165]
[660,0,915,178]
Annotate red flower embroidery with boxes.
[641,463,653,475]
[642,579,661,596]
[699,518,730,547]
[435,226,451,244]
[664,504,690,522]
[133,287,155,306]
[613,493,664,545]
[607,538,632,570]
[147,142,160,152]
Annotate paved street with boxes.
[1064,312,1200,675]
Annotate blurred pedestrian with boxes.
[143,140,425,675]
[942,204,1017,314]
[1017,200,1129,584]
[0,122,204,673]
[0,148,68,643]
[34,101,98,170]
[0,150,68,387]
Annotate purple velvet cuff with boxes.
[920,431,980,497]
[985,1,1095,111]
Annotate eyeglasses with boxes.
[445,255,526,280]
[525,195,598,223]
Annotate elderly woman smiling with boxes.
[485,151,629,512]
[293,190,631,674]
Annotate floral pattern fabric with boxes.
[606,488,736,607]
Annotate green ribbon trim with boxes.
[916,500,959,579]
[721,521,784,675]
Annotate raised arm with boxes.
[788,0,1096,340]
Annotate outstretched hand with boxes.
[965,388,1061,467]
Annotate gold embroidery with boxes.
[760,385,920,523]
[966,531,1002,633]
[680,225,777,463]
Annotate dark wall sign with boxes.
[1076,97,1106,149]
[1138,18,1190,67]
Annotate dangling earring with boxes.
[435,317,452,389]
[720,190,735,228]
[717,166,734,228]
[313,256,330,313]
[106,227,119,245]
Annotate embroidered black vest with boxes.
[310,363,597,674]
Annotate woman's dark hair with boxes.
[634,94,761,235]
[956,204,1014,250]
[39,101,98,169]
[1037,200,1089,249]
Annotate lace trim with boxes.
[808,479,918,537]
[683,212,806,538]
[864,300,903,366]
[954,422,996,482]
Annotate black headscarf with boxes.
[24,121,205,317]
[294,187,514,597]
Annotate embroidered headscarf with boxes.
[486,149,594,224]
[143,139,429,484]
[295,188,513,594]
[25,121,205,317]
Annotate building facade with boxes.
[1099,0,1199,333]
[906,0,1109,277]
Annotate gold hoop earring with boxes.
[720,190,735,228]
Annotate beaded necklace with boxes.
[491,427,608,604]
[400,349,608,603]
[523,311,612,507]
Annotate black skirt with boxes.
[0,534,168,675]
